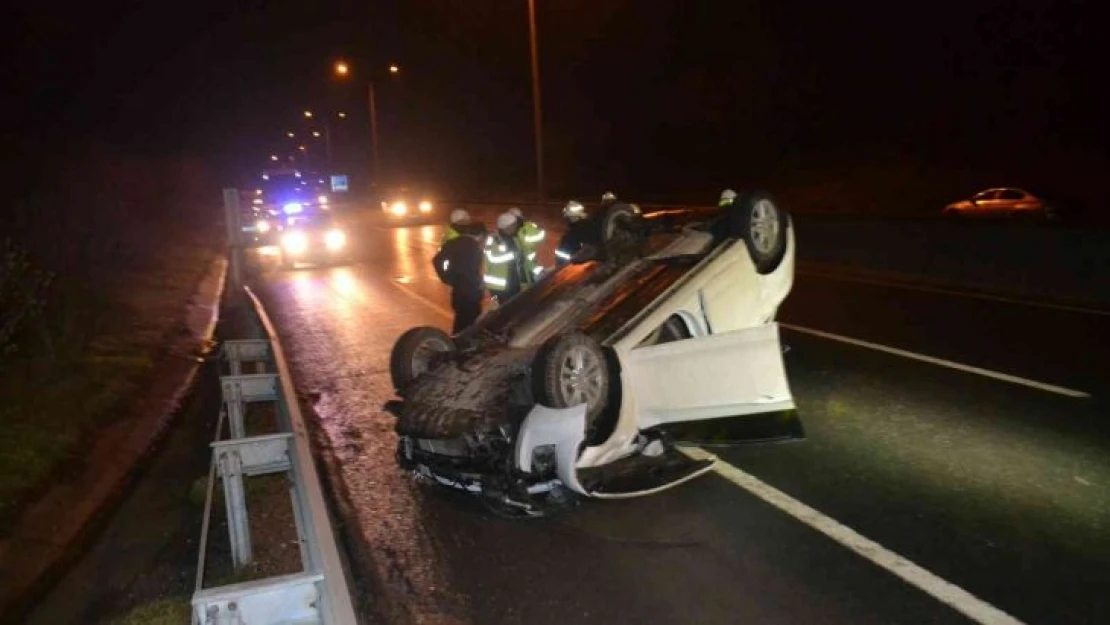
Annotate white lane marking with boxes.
[780,323,1091,399]
[683,447,1026,625]
[389,280,454,320]
[798,267,1110,317]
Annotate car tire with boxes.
[599,202,641,261]
[722,190,789,274]
[390,326,456,394]
[533,332,612,426]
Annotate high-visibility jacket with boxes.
[518,221,546,247]
[483,231,543,294]
[439,225,462,249]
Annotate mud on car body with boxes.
[389,192,802,516]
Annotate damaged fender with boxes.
[514,403,590,495]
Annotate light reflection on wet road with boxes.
[256,223,469,624]
[252,211,1110,625]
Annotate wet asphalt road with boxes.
[252,210,1110,625]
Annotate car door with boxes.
[996,188,1025,214]
[969,189,1001,215]
[623,321,802,444]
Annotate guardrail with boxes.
[190,283,357,624]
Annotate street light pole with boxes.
[368,80,381,187]
[527,0,545,205]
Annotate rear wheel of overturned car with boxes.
[533,332,612,427]
[723,190,788,274]
[390,326,455,394]
[599,202,641,261]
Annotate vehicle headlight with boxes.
[391,201,407,216]
[256,219,271,233]
[419,200,432,213]
[283,202,303,215]
[281,231,308,254]
[325,229,346,250]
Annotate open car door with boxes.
[624,322,803,444]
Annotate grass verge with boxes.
[0,240,216,531]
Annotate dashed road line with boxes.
[389,280,454,320]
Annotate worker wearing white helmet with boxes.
[554,199,601,266]
[507,206,546,249]
[433,210,486,333]
[719,189,738,207]
[439,208,473,249]
[601,191,618,207]
[484,210,542,303]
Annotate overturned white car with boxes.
[388,191,801,516]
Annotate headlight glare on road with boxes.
[282,231,308,255]
[419,200,433,213]
[391,201,407,216]
[325,229,346,251]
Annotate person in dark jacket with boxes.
[433,222,486,333]
[555,200,603,266]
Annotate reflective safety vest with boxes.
[483,231,543,293]
[437,225,462,272]
[519,221,546,280]
[519,221,546,247]
[440,225,462,249]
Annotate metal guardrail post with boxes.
[222,380,246,440]
[217,449,252,567]
[220,374,279,441]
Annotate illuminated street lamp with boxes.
[337,112,347,119]
[334,60,349,76]
[286,131,295,138]
[270,154,279,161]
[298,145,307,152]
[312,130,321,137]
[303,110,313,119]
[332,59,401,185]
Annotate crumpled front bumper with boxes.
[396,403,590,495]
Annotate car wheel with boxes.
[533,332,611,425]
[390,326,456,394]
[599,202,640,261]
[722,190,788,274]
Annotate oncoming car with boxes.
[388,190,800,516]
[379,186,436,224]
[277,210,351,268]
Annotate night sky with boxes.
[4,0,1108,199]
